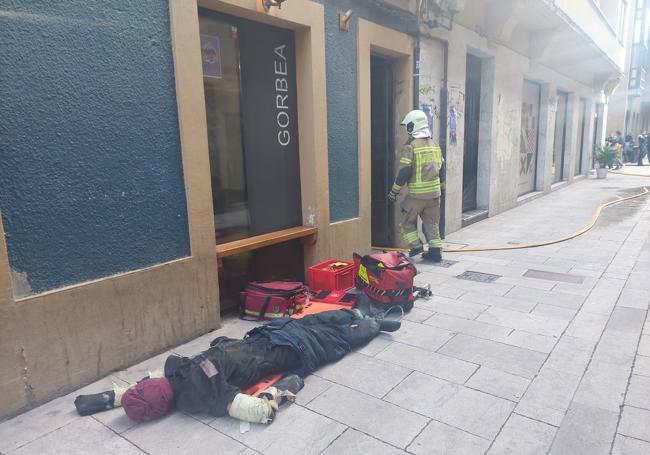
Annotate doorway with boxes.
[199,10,305,312]
[553,91,569,182]
[519,81,541,195]
[575,98,587,175]
[371,55,396,248]
[463,54,481,212]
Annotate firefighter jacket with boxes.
[392,137,444,199]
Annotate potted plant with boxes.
[593,145,617,178]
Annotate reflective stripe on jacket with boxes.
[396,137,443,199]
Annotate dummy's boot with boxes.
[422,247,442,263]
[273,374,304,397]
[408,245,424,257]
[74,390,116,416]
[377,318,401,332]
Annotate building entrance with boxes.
[519,81,541,195]
[463,54,481,212]
[370,55,396,248]
[199,10,304,311]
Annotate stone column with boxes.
[581,98,597,173]
[564,92,580,181]
[442,37,467,234]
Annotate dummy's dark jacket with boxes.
[163,309,380,417]
[247,309,381,376]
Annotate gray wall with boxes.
[0,0,190,297]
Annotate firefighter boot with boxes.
[408,245,424,257]
[422,247,442,263]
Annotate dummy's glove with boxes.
[387,190,398,202]
[228,393,278,424]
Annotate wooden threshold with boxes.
[216,226,318,258]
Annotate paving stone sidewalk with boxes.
[2,170,650,455]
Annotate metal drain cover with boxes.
[430,259,458,268]
[456,271,501,283]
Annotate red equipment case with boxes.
[308,259,355,291]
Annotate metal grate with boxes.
[456,270,501,283]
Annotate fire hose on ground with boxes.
[373,170,650,254]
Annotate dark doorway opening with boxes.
[371,55,396,248]
[463,54,481,212]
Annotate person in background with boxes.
[638,132,647,166]
[624,133,634,163]
[612,131,624,169]
[388,109,445,263]
[636,131,650,166]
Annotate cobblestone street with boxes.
[2,170,650,454]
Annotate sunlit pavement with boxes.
[2,170,650,455]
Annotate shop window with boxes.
[199,10,302,245]
[199,10,304,313]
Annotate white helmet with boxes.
[401,110,429,135]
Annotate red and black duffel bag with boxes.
[353,251,417,310]
[240,281,308,320]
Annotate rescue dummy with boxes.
[74,309,399,424]
[388,109,445,262]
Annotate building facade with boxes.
[0,0,627,418]
[608,0,650,137]
[416,0,626,232]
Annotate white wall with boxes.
[556,0,626,69]
[418,11,603,233]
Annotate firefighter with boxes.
[388,109,445,262]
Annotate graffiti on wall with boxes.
[419,83,441,136]
[447,85,464,146]
[448,85,465,116]
[418,81,467,146]
[448,105,458,145]
[520,102,537,177]
[421,103,434,131]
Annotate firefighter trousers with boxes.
[400,196,442,249]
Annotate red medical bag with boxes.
[240,281,308,320]
[353,251,417,306]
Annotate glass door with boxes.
[462,54,481,212]
[199,11,302,243]
[519,81,541,195]
[199,10,304,313]
[199,16,250,244]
